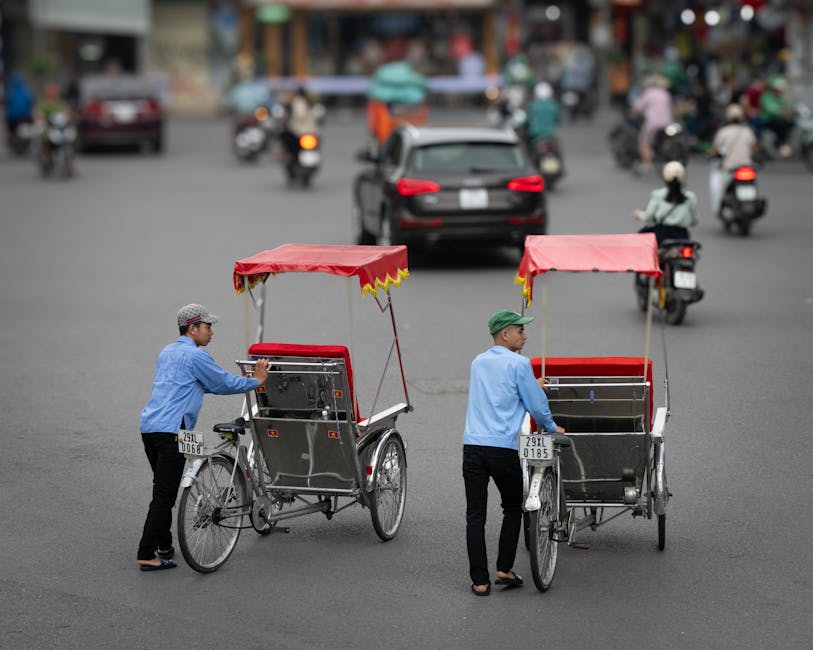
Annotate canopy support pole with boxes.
[539,279,548,380]
[256,281,267,343]
[387,290,411,409]
[643,275,653,392]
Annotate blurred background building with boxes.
[1,0,812,115]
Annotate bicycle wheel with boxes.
[178,455,247,573]
[369,435,407,541]
[529,468,559,592]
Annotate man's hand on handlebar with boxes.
[254,358,269,385]
[555,426,566,433]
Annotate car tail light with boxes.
[146,98,161,114]
[82,100,104,117]
[507,175,544,192]
[299,134,319,150]
[680,246,694,259]
[396,178,440,196]
[733,166,756,181]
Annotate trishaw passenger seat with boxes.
[530,356,654,432]
[247,342,360,422]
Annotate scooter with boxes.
[609,114,689,170]
[233,105,276,163]
[279,132,321,187]
[635,239,704,326]
[8,117,34,156]
[38,112,76,178]
[529,136,565,190]
[717,165,767,236]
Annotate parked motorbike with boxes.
[38,112,76,178]
[529,136,565,190]
[635,239,703,325]
[757,102,813,166]
[717,165,767,236]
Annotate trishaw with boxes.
[514,234,672,592]
[176,244,412,573]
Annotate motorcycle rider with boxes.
[708,103,757,215]
[633,160,698,243]
[279,87,319,166]
[760,75,793,158]
[4,72,34,151]
[525,81,560,147]
[631,74,674,174]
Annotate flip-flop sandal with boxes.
[495,573,523,588]
[470,583,491,597]
[156,546,175,560]
[139,558,177,572]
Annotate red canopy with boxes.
[233,244,409,297]
[516,234,662,302]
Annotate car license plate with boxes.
[541,156,561,174]
[178,430,205,456]
[459,188,488,209]
[735,184,757,201]
[519,434,553,462]
[673,270,697,289]
[111,103,137,123]
[298,150,320,166]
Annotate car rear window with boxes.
[411,142,523,174]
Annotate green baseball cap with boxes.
[488,309,534,335]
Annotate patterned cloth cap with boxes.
[177,304,219,327]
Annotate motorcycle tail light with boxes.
[680,246,694,259]
[254,106,269,121]
[396,178,440,196]
[299,134,318,150]
[733,166,756,181]
[507,175,544,192]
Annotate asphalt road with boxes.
[1,107,811,649]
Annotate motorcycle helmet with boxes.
[725,103,744,122]
[534,81,553,101]
[662,161,685,183]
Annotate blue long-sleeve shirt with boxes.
[140,336,258,433]
[463,346,558,450]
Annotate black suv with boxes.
[353,126,547,250]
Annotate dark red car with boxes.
[77,75,164,152]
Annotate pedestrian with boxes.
[137,304,269,571]
[462,309,564,596]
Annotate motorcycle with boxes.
[529,136,565,190]
[280,131,321,187]
[609,114,689,170]
[635,239,704,326]
[717,165,767,236]
[38,112,76,178]
[233,105,276,163]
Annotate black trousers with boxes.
[462,444,523,586]
[137,432,186,561]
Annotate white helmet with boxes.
[662,160,685,183]
[534,81,553,101]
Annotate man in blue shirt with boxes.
[137,304,269,571]
[463,309,564,595]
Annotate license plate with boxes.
[298,150,320,166]
[519,434,553,462]
[673,270,697,289]
[459,188,489,209]
[735,184,757,201]
[178,430,205,456]
[541,156,561,174]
